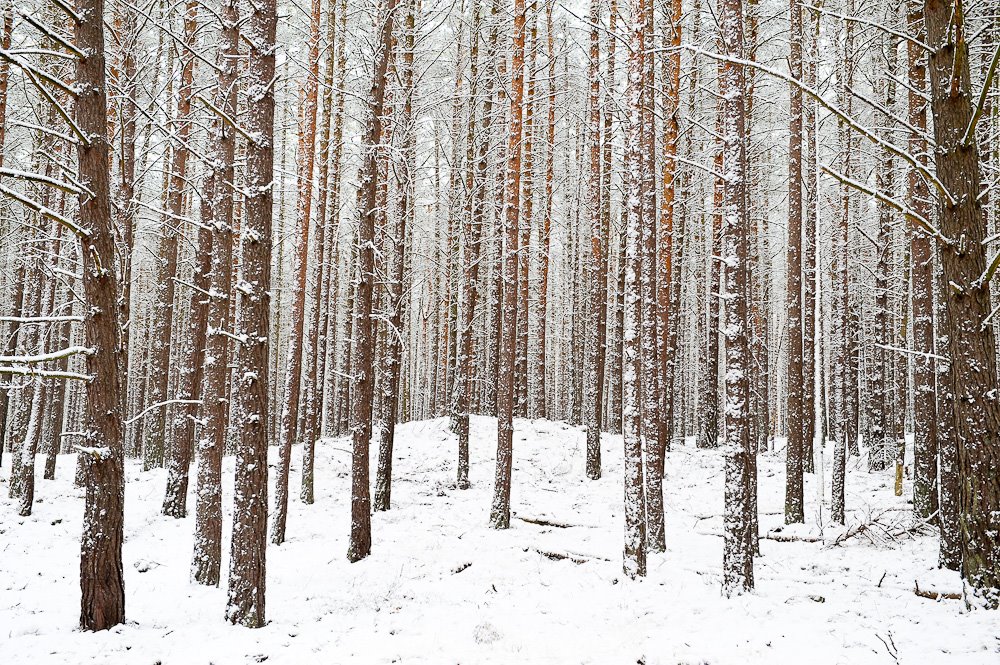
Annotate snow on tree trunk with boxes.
[622,0,648,579]
[583,0,604,482]
[718,0,754,597]
[348,0,397,560]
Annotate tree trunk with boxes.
[348,0,397,560]
[490,0,525,530]
[924,0,1000,607]
[622,0,648,579]
[375,0,415,510]
[226,0,276,626]
[272,0,322,545]
[784,0,805,525]
[719,0,754,596]
[192,0,238,587]
[76,0,127,629]
[583,0,603,481]
[908,0,938,521]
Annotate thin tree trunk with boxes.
[191,0,238,587]
[583,0,603,480]
[908,0,938,521]
[623,0,648,579]
[784,0,805,525]
[719,0,754,596]
[148,0,197,472]
[272,0,322,546]
[348,0,397,560]
[489,0,525,530]
[375,0,415,510]
[452,0,496,489]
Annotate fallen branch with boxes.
[914,580,962,601]
[515,514,588,529]
[764,530,822,543]
[534,549,610,564]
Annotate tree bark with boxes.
[784,0,805,525]
[719,0,754,596]
[226,0,276,626]
[490,0,525,530]
[924,0,1000,608]
[348,0,397,560]
[191,0,238,587]
[76,0,126,629]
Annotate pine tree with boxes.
[348,0,398,560]
[226,0,277,626]
[192,0,239,587]
[490,0,526,530]
[76,0,127,629]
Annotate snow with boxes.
[2,416,997,664]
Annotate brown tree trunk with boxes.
[784,0,805,524]
[659,0,682,449]
[698,99,722,451]
[640,0,663,552]
[348,0,397,560]
[719,0,754,596]
[623,0,648,579]
[801,5,818,474]
[272,0,322,545]
[75,0,126,629]
[148,0,197,472]
[226,0,276,626]
[533,0,556,421]
[583,0,603,480]
[924,0,1000,608]
[832,4,855,525]
[516,6,536,419]
[452,0,496,489]
[490,0,525,530]
[191,0,238,587]
[161,3,207,518]
[908,0,938,521]
[375,0,415,510]
[602,0,620,434]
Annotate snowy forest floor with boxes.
[2,416,998,664]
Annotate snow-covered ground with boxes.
[1,416,997,664]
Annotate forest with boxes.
[0,0,999,661]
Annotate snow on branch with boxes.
[0,167,88,197]
[819,164,950,246]
[679,45,957,207]
[0,183,92,238]
[0,345,94,364]
[196,95,259,145]
[0,365,93,381]
[74,445,113,460]
[13,11,85,59]
[805,4,931,53]
[0,314,84,324]
[125,399,203,426]
[963,41,1000,147]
